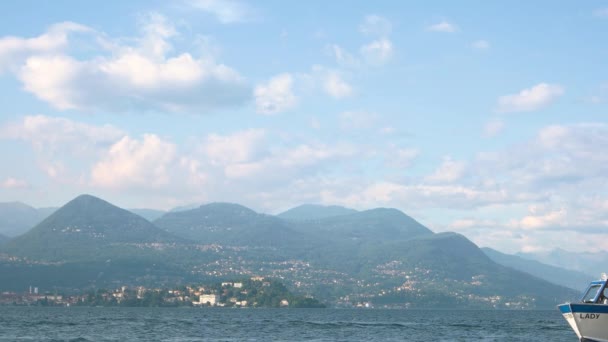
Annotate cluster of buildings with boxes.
[0,286,77,306]
[0,276,296,308]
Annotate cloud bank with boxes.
[0,14,251,113]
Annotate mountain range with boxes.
[0,233,8,245]
[0,194,581,308]
[3,195,184,262]
[482,247,594,291]
[517,249,608,277]
[0,202,56,237]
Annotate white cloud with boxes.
[360,38,393,66]
[322,70,353,98]
[136,12,178,58]
[326,44,360,68]
[472,39,490,50]
[519,206,567,230]
[340,111,378,130]
[203,129,267,165]
[1,177,29,189]
[496,83,564,113]
[91,134,176,189]
[179,157,209,187]
[425,157,467,183]
[594,8,608,18]
[386,147,419,169]
[483,120,504,137]
[186,0,255,23]
[359,15,392,36]
[0,115,124,183]
[254,73,297,114]
[281,143,356,168]
[2,15,250,113]
[0,115,125,153]
[327,15,394,69]
[195,129,359,184]
[222,142,357,180]
[310,117,321,130]
[0,22,91,73]
[427,21,458,33]
[325,74,352,98]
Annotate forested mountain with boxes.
[154,203,310,249]
[0,195,579,308]
[290,207,433,241]
[2,194,184,262]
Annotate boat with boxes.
[558,274,608,342]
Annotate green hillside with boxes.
[291,207,433,241]
[2,194,185,262]
[154,203,311,249]
[0,195,580,308]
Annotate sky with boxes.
[0,0,607,254]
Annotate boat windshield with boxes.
[582,284,602,303]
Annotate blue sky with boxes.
[0,0,607,254]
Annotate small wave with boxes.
[291,320,419,329]
[447,323,482,329]
[33,320,79,326]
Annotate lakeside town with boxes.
[0,276,325,308]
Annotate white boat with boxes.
[558,274,608,342]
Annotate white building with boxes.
[198,294,219,306]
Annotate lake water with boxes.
[0,307,576,341]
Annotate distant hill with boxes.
[169,203,202,212]
[483,248,594,291]
[367,233,577,308]
[37,207,58,218]
[291,208,433,241]
[2,194,184,262]
[0,196,580,308]
[0,202,49,237]
[128,208,166,222]
[277,204,358,220]
[0,233,8,245]
[517,249,608,277]
[154,202,310,249]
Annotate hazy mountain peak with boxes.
[66,193,112,206]
[2,194,183,261]
[482,247,594,291]
[277,204,358,220]
[0,201,49,237]
[154,202,305,247]
[169,203,202,212]
[362,207,407,216]
[200,202,257,213]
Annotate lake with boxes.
[0,307,576,341]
